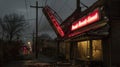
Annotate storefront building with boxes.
[59,0,120,67]
[42,0,120,67]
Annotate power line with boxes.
[28,0,32,5]
[57,0,68,13]
[50,0,56,7]
[65,2,74,11]
[45,0,47,6]
[38,14,43,25]
[27,0,32,19]
[80,2,88,9]
[24,0,29,19]
[38,0,52,34]
[38,0,44,32]
[58,0,74,13]
[23,18,36,21]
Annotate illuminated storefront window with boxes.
[77,40,90,60]
[92,40,103,60]
[77,40,103,60]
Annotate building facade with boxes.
[42,0,120,67]
[59,0,120,67]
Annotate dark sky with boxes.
[0,0,97,41]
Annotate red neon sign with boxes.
[71,8,100,31]
[43,6,64,37]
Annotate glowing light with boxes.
[71,8,100,31]
[43,6,64,37]
[28,42,31,45]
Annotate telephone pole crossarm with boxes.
[30,6,44,8]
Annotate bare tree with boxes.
[0,13,27,41]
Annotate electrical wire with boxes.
[38,0,44,25]
[27,0,32,20]
[38,14,43,25]
[24,0,29,19]
[80,2,88,9]
[22,18,35,21]
[51,0,74,21]
[57,0,68,13]
[38,0,57,38]
[39,0,50,26]
[50,0,56,7]
[24,0,36,37]
[38,0,44,34]
[56,1,74,21]
[65,1,74,11]
[28,0,32,5]
[45,0,47,6]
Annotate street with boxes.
[2,54,81,67]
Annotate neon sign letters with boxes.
[43,6,64,37]
[71,8,100,31]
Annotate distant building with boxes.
[33,34,58,56]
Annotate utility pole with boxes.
[77,0,80,9]
[30,1,43,59]
[77,0,88,10]
[77,0,81,12]
[32,32,35,53]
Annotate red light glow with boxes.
[43,6,64,37]
[71,9,100,31]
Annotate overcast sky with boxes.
[0,0,97,41]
